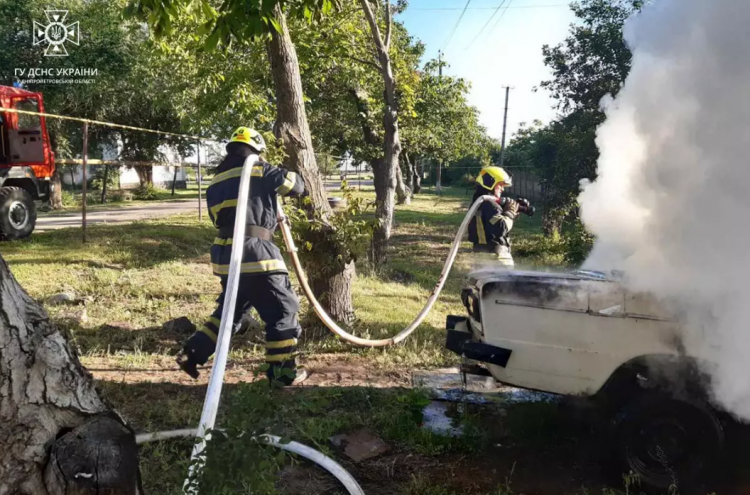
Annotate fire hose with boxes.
[137,429,365,495]
[182,155,526,493]
[276,192,524,346]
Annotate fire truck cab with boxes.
[0,85,55,239]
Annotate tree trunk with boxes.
[402,154,413,193]
[267,9,330,216]
[310,261,356,326]
[361,0,402,265]
[409,154,421,194]
[135,166,152,187]
[395,160,410,205]
[435,161,443,194]
[267,7,354,321]
[0,254,138,494]
[171,166,178,196]
[50,168,63,209]
[101,165,110,203]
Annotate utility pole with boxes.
[499,86,513,167]
[436,50,443,194]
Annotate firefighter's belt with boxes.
[217,225,274,241]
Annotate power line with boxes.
[464,0,508,51]
[440,0,472,52]
[484,0,515,41]
[412,4,567,10]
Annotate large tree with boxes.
[0,0,192,194]
[400,60,491,191]
[506,0,643,237]
[0,254,139,494]
[133,0,368,323]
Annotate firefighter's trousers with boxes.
[184,272,302,384]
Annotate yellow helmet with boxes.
[230,127,266,153]
[476,166,512,191]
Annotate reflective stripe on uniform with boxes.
[266,338,298,349]
[251,165,264,177]
[198,325,217,343]
[210,199,238,219]
[266,352,295,362]
[489,214,513,230]
[208,316,221,327]
[476,212,487,245]
[277,171,297,196]
[211,259,287,275]
[214,237,233,246]
[210,167,243,186]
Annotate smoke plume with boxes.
[578,0,750,418]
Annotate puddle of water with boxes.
[421,401,464,437]
[413,370,560,406]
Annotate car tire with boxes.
[604,391,724,494]
[0,187,37,240]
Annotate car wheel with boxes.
[606,392,724,494]
[0,187,37,240]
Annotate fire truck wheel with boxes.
[0,187,37,240]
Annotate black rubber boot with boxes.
[176,351,200,379]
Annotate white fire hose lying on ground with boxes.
[148,155,498,494]
[136,429,365,495]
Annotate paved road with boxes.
[35,199,202,233]
[35,179,374,232]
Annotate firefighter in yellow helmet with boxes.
[176,127,307,386]
[468,166,521,267]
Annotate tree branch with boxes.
[359,0,387,68]
[345,53,382,71]
[384,0,392,50]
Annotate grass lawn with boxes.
[1,187,646,495]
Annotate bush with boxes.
[61,190,77,208]
[107,190,132,203]
[90,166,119,191]
[562,220,595,265]
[133,183,161,201]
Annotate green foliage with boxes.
[183,379,286,495]
[402,60,496,167]
[540,0,643,113]
[286,183,374,279]
[0,0,193,163]
[107,189,131,203]
[61,190,77,208]
[90,166,120,191]
[183,378,482,493]
[506,0,643,238]
[562,219,595,266]
[130,0,340,41]
[133,183,161,200]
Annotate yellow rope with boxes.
[3,107,211,141]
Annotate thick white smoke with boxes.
[578,0,750,418]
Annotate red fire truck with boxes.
[0,85,55,239]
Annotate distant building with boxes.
[61,140,192,189]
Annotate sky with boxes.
[396,0,577,142]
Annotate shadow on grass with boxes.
[94,378,671,495]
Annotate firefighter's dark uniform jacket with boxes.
[468,198,514,253]
[182,143,305,383]
[208,144,304,276]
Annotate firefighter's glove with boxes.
[502,198,519,220]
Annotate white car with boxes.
[446,269,728,493]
